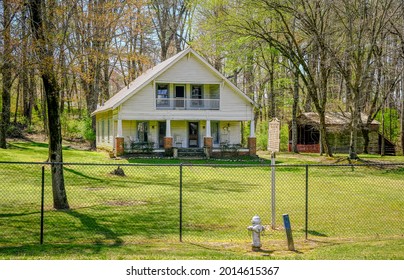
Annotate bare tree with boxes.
[222,0,334,156]
[329,0,401,158]
[1,0,13,148]
[150,0,192,60]
[29,0,69,209]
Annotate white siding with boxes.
[97,50,255,150]
[122,120,136,149]
[219,121,241,145]
[158,54,221,84]
[120,85,253,121]
[121,84,155,114]
[96,112,113,150]
[119,55,253,122]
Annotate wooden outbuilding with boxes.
[288,112,395,155]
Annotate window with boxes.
[212,121,220,145]
[137,122,148,143]
[156,84,169,107]
[209,84,220,99]
[101,119,105,142]
[191,85,203,107]
[107,118,110,143]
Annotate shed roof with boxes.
[296,112,380,131]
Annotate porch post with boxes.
[250,119,255,138]
[204,120,213,158]
[117,119,123,137]
[206,120,211,137]
[115,119,124,156]
[164,119,173,150]
[248,119,257,156]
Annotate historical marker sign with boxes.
[267,118,280,152]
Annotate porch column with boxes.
[248,119,257,156]
[204,120,213,158]
[250,119,255,138]
[164,119,173,150]
[206,120,211,137]
[115,119,124,156]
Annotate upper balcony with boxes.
[155,83,221,111]
[156,98,220,110]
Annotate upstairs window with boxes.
[156,84,169,107]
[191,85,203,99]
[191,85,203,107]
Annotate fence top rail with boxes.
[0,161,403,168]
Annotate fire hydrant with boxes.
[247,215,265,251]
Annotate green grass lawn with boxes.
[0,141,403,260]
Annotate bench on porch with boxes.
[220,141,242,156]
[129,139,155,153]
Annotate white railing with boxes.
[156,98,220,110]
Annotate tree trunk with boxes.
[381,101,385,156]
[362,127,370,154]
[269,54,276,119]
[44,74,69,209]
[1,0,12,149]
[349,87,361,159]
[29,0,69,210]
[22,6,33,125]
[349,111,359,159]
[291,69,299,153]
[401,79,404,155]
[318,110,332,157]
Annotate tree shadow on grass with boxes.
[8,142,48,150]
[63,167,105,182]
[65,210,123,245]
[306,230,328,237]
[0,211,40,218]
[0,243,117,259]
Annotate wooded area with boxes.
[1,0,404,158]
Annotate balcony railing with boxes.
[156,98,220,110]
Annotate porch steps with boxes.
[177,148,205,158]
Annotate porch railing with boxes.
[156,98,220,110]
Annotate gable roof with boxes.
[92,48,254,115]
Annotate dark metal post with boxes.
[283,214,295,251]
[179,164,183,242]
[305,165,308,240]
[40,165,45,245]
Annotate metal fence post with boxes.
[179,163,183,242]
[40,165,45,245]
[305,164,309,240]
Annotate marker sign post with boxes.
[267,118,280,152]
[271,152,276,229]
[283,214,295,251]
[268,119,280,229]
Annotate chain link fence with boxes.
[0,162,403,247]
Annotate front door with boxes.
[175,85,185,108]
[189,122,199,147]
[158,122,166,148]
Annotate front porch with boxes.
[113,119,256,157]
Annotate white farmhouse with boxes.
[92,48,256,157]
